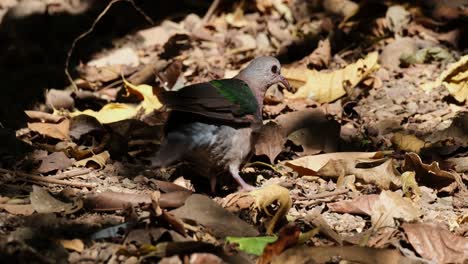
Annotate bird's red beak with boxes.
[278,74,291,91]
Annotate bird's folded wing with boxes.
[158,79,259,124]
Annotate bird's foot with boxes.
[238,182,256,192]
[232,174,256,192]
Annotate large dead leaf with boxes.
[422,54,468,102]
[0,204,35,216]
[327,194,379,215]
[284,52,379,103]
[171,194,259,238]
[370,191,421,228]
[402,223,468,263]
[272,245,413,264]
[255,109,339,162]
[30,185,82,214]
[28,118,70,140]
[286,152,398,190]
[36,151,73,173]
[285,152,381,174]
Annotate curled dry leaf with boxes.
[300,38,331,69]
[28,118,70,140]
[403,152,456,189]
[422,54,468,102]
[250,184,292,235]
[284,52,379,103]
[400,171,421,199]
[401,223,468,263]
[74,151,110,169]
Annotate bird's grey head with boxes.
[235,56,290,94]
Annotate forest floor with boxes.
[0,0,467,263]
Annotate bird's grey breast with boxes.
[179,122,253,174]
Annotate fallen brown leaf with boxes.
[36,152,73,173]
[28,118,70,140]
[402,223,468,263]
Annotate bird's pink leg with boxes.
[229,165,255,191]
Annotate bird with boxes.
[151,56,290,191]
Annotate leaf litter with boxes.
[0,1,467,263]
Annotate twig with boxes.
[202,0,221,24]
[65,0,154,91]
[304,188,349,200]
[244,161,281,174]
[49,168,92,180]
[0,168,96,188]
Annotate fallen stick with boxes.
[0,168,96,188]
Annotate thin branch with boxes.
[65,0,154,91]
[202,0,221,24]
[0,168,97,188]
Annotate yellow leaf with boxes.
[74,151,110,169]
[70,103,137,124]
[59,239,84,252]
[250,184,292,235]
[422,54,468,102]
[123,79,162,114]
[284,52,379,103]
[391,132,426,153]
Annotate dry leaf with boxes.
[422,54,468,102]
[70,103,137,124]
[0,204,35,215]
[370,191,421,228]
[123,79,163,115]
[391,132,426,153]
[328,194,379,215]
[403,152,456,189]
[323,0,359,22]
[30,185,82,214]
[286,152,382,174]
[74,151,110,169]
[284,52,379,103]
[402,223,468,263]
[59,239,85,252]
[28,118,70,140]
[255,122,286,163]
[318,158,400,190]
[251,184,292,235]
[36,151,73,173]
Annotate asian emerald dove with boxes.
[151,56,290,191]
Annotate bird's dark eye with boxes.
[271,65,278,74]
